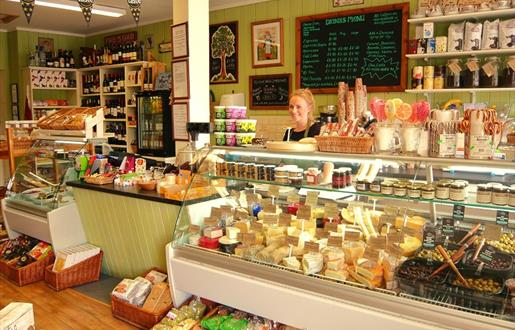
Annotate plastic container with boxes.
[214,106,226,119]
[225,133,236,146]
[236,133,256,146]
[225,119,236,132]
[214,119,226,132]
[461,249,514,280]
[236,119,257,133]
[214,132,226,146]
[226,106,247,119]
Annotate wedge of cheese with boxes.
[283,256,301,270]
[302,252,323,275]
[325,269,349,281]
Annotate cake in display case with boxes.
[168,146,515,329]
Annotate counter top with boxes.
[67,180,217,206]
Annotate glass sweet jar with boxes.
[502,55,515,87]
[480,56,500,88]
[446,59,463,88]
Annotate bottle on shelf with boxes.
[58,49,65,68]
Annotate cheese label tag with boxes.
[495,210,509,226]
[268,185,280,198]
[238,232,256,245]
[325,201,337,210]
[368,236,387,249]
[483,223,501,241]
[448,62,462,74]
[386,243,404,257]
[345,231,361,241]
[247,193,259,204]
[204,217,218,226]
[250,221,263,231]
[286,235,299,246]
[305,191,319,207]
[210,208,221,218]
[263,214,278,225]
[466,60,480,72]
[304,241,320,253]
[263,203,277,214]
[324,208,340,220]
[324,222,338,233]
[279,213,292,227]
[188,224,200,234]
[287,194,300,203]
[316,228,328,239]
[364,247,380,261]
[328,236,343,247]
[387,231,404,244]
[442,217,455,237]
[235,210,248,220]
[297,205,312,220]
[481,61,495,77]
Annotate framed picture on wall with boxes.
[172,59,190,99]
[171,22,188,59]
[251,18,284,68]
[159,42,172,53]
[10,83,18,104]
[172,102,189,141]
[209,21,238,84]
[11,104,19,120]
[333,0,364,6]
[38,37,54,53]
[249,74,291,110]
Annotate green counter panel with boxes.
[72,187,182,278]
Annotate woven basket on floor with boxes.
[5,252,55,286]
[45,250,103,291]
[315,136,374,154]
[111,268,171,329]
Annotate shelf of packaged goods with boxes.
[32,105,76,109]
[215,146,515,170]
[32,87,77,91]
[28,66,78,72]
[405,87,515,94]
[102,92,126,96]
[407,8,515,24]
[406,48,515,59]
[81,93,100,97]
[104,118,126,122]
[206,174,515,212]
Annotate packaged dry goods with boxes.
[447,22,465,52]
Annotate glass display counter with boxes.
[168,146,514,329]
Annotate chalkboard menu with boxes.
[249,74,291,110]
[296,3,408,93]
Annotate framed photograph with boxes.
[172,102,189,141]
[11,104,19,120]
[38,37,54,53]
[155,72,172,90]
[171,22,188,59]
[145,34,154,49]
[333,0,364,7]
[171,59,190,99]
[10,83,18,104]
[159,42,172,53]
[209,21,238,84]
[249,74,291,110]
[251,18,284,68]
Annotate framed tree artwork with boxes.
[209,21,238,84]
[251,18,284,68]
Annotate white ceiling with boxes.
[0,0,271,36]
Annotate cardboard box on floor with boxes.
[0,302,34,330]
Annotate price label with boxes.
[345,231,361,241]
[324,208,340,220]
[263,203,277,214]
[297,205,312,220]
[238,232,256,245]
[210,208,221,218]
[304,241,320,253]
[263,214,278,225]
[235,210,248,220]
[482,61,495,77]
[234,221,249,233]
[448,62,462,74]
[422,227,436,249]
[403,227,418,237]
[478,245,496,266]
[279,213,292,227]
[324,222,338,233]
[287,194,300,203]
[387,231,404,244]
[364,247,380,260]
[316,228,328,239]
[384,206,399,216]
[386,243,404,258]
[325,202,337,209]
[483,223,501,241]
[305,191,320,207]
[221,205,233,214]
[368,236,387,249]
[496,210,509,226]
[466,60,480,72]
[247,193,259,204]
[328,236,343,247]
[508,58,515,71]
[442,217,455,237]
[250,221,263,231]
[188,224,200,233]
[452,205,465,221]
[204,217,218,226]
[268,185,280,198]
[286,235,299,246]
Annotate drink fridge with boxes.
[136,90,175,157]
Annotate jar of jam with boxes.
[502,55,515,87]
[339,167,352,187]
[435,181,451,200]
[446,58,462,88]
[476,184,492,204]
[463,56,480,88]
[381,181,394,195]
[421,184,436,199]
[407,184,421,198]
[356,180,369,191]
[393,183,407,197]
[492,186,509,205]
[370,179,382,193]
[450,181,467,201]
[305,167,320,185]
[332,169,345,189]
[480,56,500,88]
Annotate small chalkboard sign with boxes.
[249,74,291,110]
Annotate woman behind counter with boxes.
[283,89,322,141]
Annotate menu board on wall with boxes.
[296,3,408,93]
[249,74,291,110]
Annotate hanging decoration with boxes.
[77,0,94,24]
[21,0,35,23]
[127,0,142,24]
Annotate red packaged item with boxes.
[199,236,220,250]
[27,242,52,261]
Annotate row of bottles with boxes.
[82,73,100,95]
[105,99,126,119]
[81,98,100,107]
[140,131,163,150]
[106,123,127,145]
[103,73,125,93]
[29,46,75,68]
[141,95,163,114]
[80,42,144,68]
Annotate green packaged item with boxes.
[201,315,230,330]
[220,317,249,330]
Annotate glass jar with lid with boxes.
[434,65,446,89]
[480,56,500,88]
[502,55,515,87]
[446,58,462,88]
[463,56,480,88]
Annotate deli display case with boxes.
[1,138,88,251]
[167,146,515,330]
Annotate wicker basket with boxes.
[111,268,171,329]
[315,136,374,154]
[5,252,55,286]
[45,250,103,291]
[0,259,8,277]
[84,176,115,185]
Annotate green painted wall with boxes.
[0,32,9,124]
[85,20,172,69]
[209,0,515,118]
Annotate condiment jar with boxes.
[434,65,445,89]
[435,181,451,200]
[446,58,462,88]
[510,185,515,207]
[480,56,500,88]
[450,181,468,201]
[476,184,492,204]
[463,56,480,88]
[381,181,394,195]
[370,179,382,193]
[274,167,288,177]
[421,184,436,199]
[305,168,320,185]
[332,169,345,189]
[393,182,407,197]
[492,186,509,205]
[275,175,289,184]
[356,180,369,191]
[339,167,352,187]
[407,184,422,198]
[502,55,515,87]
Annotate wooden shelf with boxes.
[28,66,78,72]
[127,125,137,128]
[32,105,76,109]
[126,84,142,88]
[406,48,515,59]
[126,104,136,107]
[405,87,515,94]
[104,118,126,122]
[78,61,149,71]
[33,87,77,91]
[103,92,126,96]
[408,8,515,24]
[81,93,100,97]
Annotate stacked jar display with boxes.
[213,106,257,147]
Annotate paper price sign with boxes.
[324,222,338,233]
[268,185,280,197]
[247,193,259,204]
[210,208,221,218]
[345,231,361,241]
[316,228,328,239]
[286,235,299,246]
[386,243,404,257]
[263,203,277,214]
[304,241,320,253]
[188,224,200,233]
[238,233,256,245]
[305,191,320,207]
[287,194,300,203]
[496,210,509,226]
[250,221,263,231]
[204,217,218,226]
[328,236,343,247]
[279,213,292,227]
[235,210,248,220]
[368,236,386,249]
[263,214,278,225]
